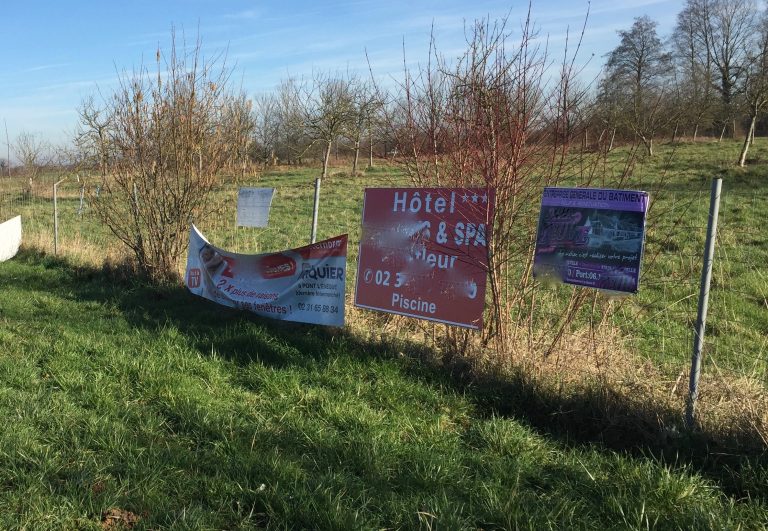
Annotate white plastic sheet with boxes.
[0,216,21,262]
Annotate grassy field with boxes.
[187,143,767,383]
[0,141,765,387]
[0,250,766,529]
[0,139,766,527]
[615,141,768,378]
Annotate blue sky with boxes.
[0,0,683,153]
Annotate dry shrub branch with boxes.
[76,31,238,282]
[387,13,606,352]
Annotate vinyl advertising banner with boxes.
[0,216,21,262]
[355,188,494,329]
[185,225,348,326]
[533,187,649,293]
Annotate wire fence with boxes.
[1,170,766,428]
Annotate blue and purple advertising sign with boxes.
[533,187,649,293]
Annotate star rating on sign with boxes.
[461,191,490,204]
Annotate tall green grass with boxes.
[0,251,765,528]
[611,140,768,378]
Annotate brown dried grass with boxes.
[463,322,768,451]
[21,230,131,273]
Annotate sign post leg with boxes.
[686,177,722,429]
[310,177,321,244]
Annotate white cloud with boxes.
[23,63,71,73]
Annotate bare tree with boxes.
[76,95,113,177]
[673,4,717,140]
[275,78,310,165]
[678,0,758,138]
[347,80,383,175]
[737,14,768,165]
[78,32,234,282]
[14,131,51,189]
[222,92,255,178]
[390,34,450,184]
[3,120,11,177]
[296,72,358,179]
[366,97,390,167]
[594,69,627,152]
[604,16,675,156]
[50,141,82,171]
[390,12,601,349]
[252,93,280,167]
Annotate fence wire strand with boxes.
[1,172,765,406]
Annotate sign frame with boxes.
[533,187,649,293]
[354,187,495,330]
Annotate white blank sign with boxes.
[0,215,21,261]
[237,188,275,227]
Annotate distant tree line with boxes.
[8,2,764,287]
[240,0,768,169]
[9,0,766,185]
[596,0,768,165]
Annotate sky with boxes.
[0,0,685,157]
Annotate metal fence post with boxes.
[53,177,67,255]
[77,185,85,216]
[310,177,321,244]
[686,177,722,429]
